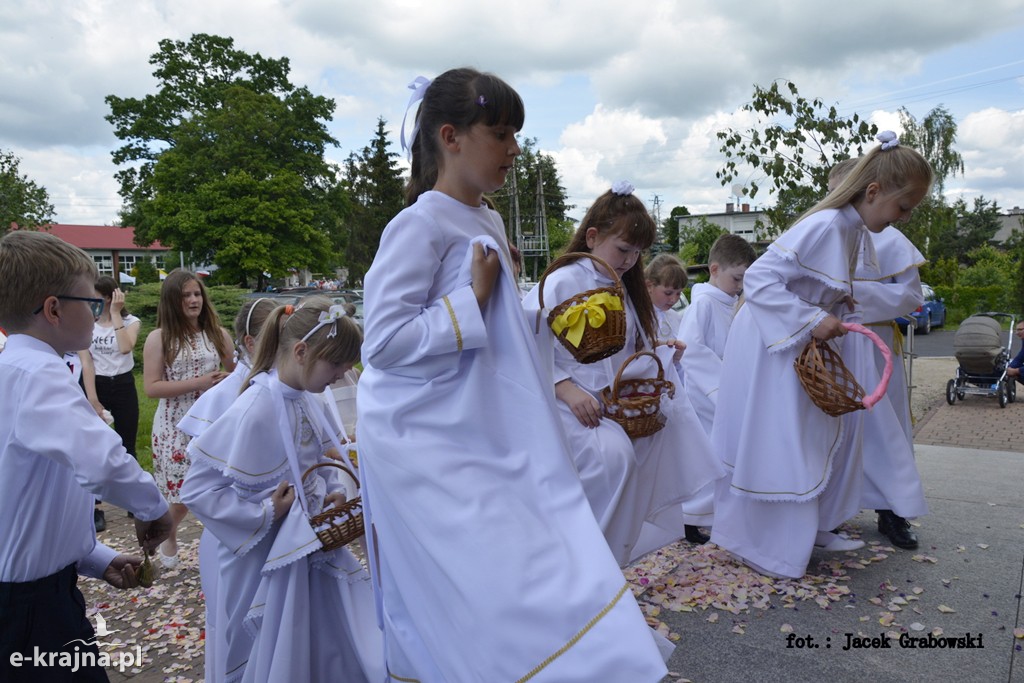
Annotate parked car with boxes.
[896,283,946,335]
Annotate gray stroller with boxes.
[946,312,1017,408]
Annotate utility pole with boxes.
[508,166,549,282]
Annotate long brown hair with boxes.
[565,189,658,345]
[405,67,525,206]
[157,270,231,367]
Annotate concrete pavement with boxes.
[78,363,1024,683]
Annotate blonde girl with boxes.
[710,132,933,579]
[177,295,277,683]
[181,296,381,682]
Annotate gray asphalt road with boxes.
[906,328,955,357]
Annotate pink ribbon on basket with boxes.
[843,322,892,409]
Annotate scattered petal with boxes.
[909,622,926,631]
[781,624,794,633]
[937,605,956,614]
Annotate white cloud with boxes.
[1,0,1023,226]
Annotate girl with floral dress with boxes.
[143,269,233,567]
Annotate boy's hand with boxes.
[471,243,501,309]
[102,553,142,589]
[134,511,173,553]
[271,481,296,520]
[812,315,846,341]
[555,380,603,428]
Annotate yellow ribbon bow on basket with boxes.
[550,292,624,348]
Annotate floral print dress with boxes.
[152,332,221,502]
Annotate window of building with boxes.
[93,254,113,275]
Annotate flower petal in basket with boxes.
[601,350,675,439]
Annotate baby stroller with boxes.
[946,312,1017,408]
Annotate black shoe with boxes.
[877,510,918,549]
[684,524,710,545]
[94,508,106,533]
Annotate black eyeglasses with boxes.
[33,296,105,319]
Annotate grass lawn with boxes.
[134,372,157,473]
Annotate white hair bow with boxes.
[611,180,635,196]
[400,76,432,159]
[877,130,900,150]
[301,305,348,342]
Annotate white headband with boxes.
[245,297,271,337]
[300,304,349,343]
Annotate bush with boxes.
[937,284,1013,325]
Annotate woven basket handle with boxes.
[537,252,625,311]
[843,322,892,409]
[302,461,359,495]
[611,350,665,396]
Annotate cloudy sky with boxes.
[2,0,1023,228]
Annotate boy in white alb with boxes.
[677,234,756,435]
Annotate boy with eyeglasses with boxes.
[0,229,172,682]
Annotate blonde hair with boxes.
[0,230,97,331]
[247,295,362,385]
[645,253,688,290]
[800,143,933,225]
[157,269,232,367]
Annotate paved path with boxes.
[79,356,1023,682]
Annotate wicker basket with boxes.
[538,252,626,364]
[601,350,676,439]
[302,462,364,551]
[794,322,893,417]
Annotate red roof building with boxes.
[30,224,169,278]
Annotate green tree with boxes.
[338,118,405,285]
[105,34,340,289]
[678,216,728,266]
[716,79,879,236]
[929,197,1003,266]
[662,206,690,252]
[897,105,964,196]
[0,149,55,233]
[490,138,573,276]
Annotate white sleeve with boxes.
[14,362,168,521]
[361,211,487,371]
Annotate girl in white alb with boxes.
[181,298,382,682]
[710,133,933,579]
[357,69,670,682]
[525,183,724,565]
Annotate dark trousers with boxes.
[94,372,138,459]
[0,564,109,682]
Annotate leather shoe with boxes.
[94,508,106,533]
[684,525,710,545]
[877,510,918,549]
